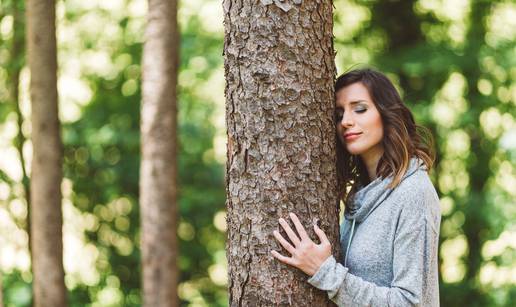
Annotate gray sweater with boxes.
[307,157,441,306]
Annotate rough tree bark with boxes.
[223,0,339,305]
[140,0,179,306]
[26,0,67,306]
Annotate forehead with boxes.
[335,82,373,106]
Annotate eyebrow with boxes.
[336,100,368,108]
[349,100,368,105]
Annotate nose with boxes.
[341,111,354,128]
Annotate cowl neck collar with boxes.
[344,157,426,223]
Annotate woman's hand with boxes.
[271,212,332,276]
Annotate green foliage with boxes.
[2,270,32,307]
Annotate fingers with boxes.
[289,212,309,241]
[273,230,296,255]
[314,224,330,245]
[271,250,296,266]
[278,218,301,246]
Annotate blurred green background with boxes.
[0,0,514,306]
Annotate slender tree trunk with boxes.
[26,0,67,306]
[140,0,179,305]
[224,1,339,305]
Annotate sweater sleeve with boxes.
[307,206,433,307]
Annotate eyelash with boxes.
[334,108,367,121]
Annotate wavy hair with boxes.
[335,68,435,205]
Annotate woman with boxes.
[271,68,441,306]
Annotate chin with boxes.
[345,145,365,155]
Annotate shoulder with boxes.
[394,169,438,203]
[391,169,441,233]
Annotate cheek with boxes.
[366,111,383,139]
[371,119,384,141]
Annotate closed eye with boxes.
[335,107,366,122]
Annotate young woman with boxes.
[271,68,441,306]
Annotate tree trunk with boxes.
[26,0,67,306]
[140,0,179,306]
[223,1,339,305]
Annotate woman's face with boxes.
[335,82,384,161]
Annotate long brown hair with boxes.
[335,68,435,205]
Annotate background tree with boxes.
[224,1,340,305]
[26,0,67,306]
[140,0,179,306]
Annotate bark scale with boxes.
[224,0,339,305]
[140,0,179,306]
[26,0,67,306]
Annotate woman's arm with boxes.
[272,200,439,307]
[307,198,437,307]
[307,225,425,306]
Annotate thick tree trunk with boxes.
[26,0,67,306]
[140,0,179,306]
[223,1,339,305]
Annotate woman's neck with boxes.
[360,144,384,181]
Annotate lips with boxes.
[344,132,362,141]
